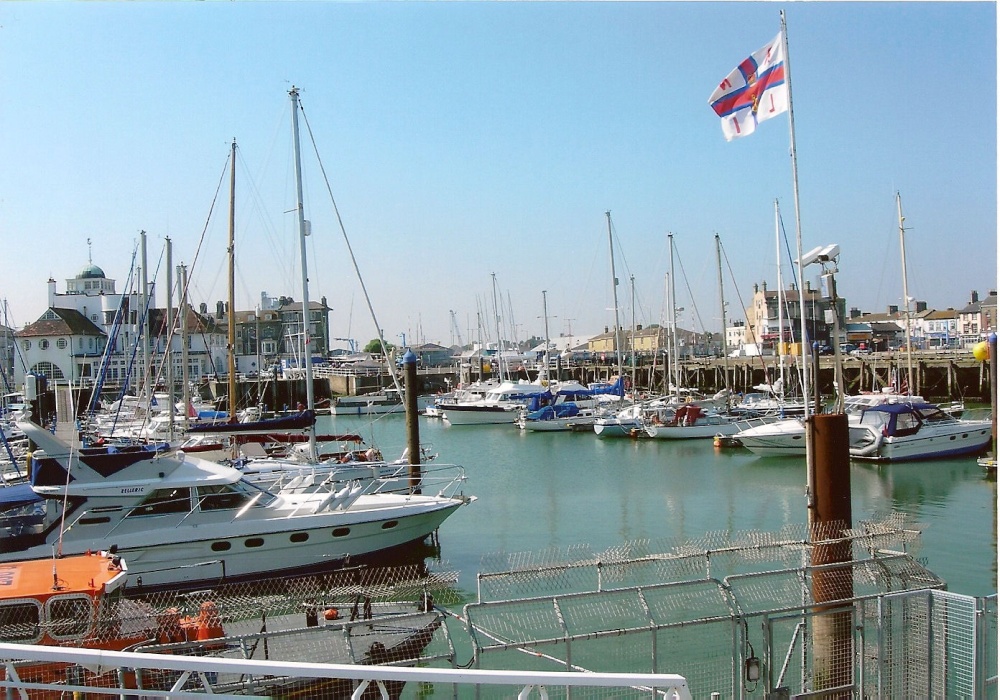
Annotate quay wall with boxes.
[195,351,991,411]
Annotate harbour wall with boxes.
[197,351,991,410]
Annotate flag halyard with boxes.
[709,31,788,141]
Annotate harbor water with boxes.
[324,413,997,599]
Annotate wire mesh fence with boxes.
[465,515,996,698]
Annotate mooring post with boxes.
[402,348,421,494]
[809,412,854,694]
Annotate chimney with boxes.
[972,290,980,304]
[888,305,899,315]
[754,283,759,294]
[762,280,767,291]
[850,307,861,319]
[915,300,927,313]
[199,302,208,315]
[804,280,811,293]
[636,324,643,332]
[216,301,225,319]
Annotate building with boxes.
[745,281,843,351]
[16,308,107,385]
[958,290,998,347]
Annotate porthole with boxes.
[290,532,309,543]
[381,520,399,530]
[332,527,351,538]
[211,541,232,552]
[245,537,264,548]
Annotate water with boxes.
[322,413,997,598]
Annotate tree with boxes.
[363,339,395,354]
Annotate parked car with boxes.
[839,343,857,355]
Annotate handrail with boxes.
[0,641,693,699]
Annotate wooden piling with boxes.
[809,413,854,694]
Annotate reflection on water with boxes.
[322,414,997,597]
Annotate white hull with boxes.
[441,404,520,425]
[53,497,463,588]
[4,420,472,589]
[645,418,744,440]
[734,418,806,456]
[849,421,992,462]
[520,415,598,432]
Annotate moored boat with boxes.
[1,418,472,590]
[848,401,992,462]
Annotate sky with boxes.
[0,2,995,351]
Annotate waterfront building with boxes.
[745,280,842,351]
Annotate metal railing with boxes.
[0,643,692,699]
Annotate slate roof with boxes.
[17,308,105,338]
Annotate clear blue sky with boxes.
[0,2,995,349]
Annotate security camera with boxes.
[799,243,840,266]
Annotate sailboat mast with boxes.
[775,200,786,393]
[715,233,730,408]
[289,87,317,459]
[491,273,506,380]
[227,139,238,421]
[897,192,914,395]
[605,212,625,385]
[668,233,679,399]
[140,231,149,411]
[165,237,174,441]
[542,290,551,383]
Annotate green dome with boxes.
[77,263,106,279]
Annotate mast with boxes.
[715,233,730,409]
[491,273,506,381]
[780,10,816,525]
[897,192,914,395]
[140,231,149,412]
[668,233,679,400]
[629,275,637,393]
[179,263,190,432]
[542,290,551,383]
[165,237,174,441]
[227,139,238,422]
[289,86,317,460]
[606,212,625,391]
[775,200,786,397]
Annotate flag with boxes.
[708,31,788,141]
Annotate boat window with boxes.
[132,488,191,517]
[894,412,921,437]
[197,484,253,511]
[332,527,351,538]
[0,601,41,642]
[211,541,232,552]
[47,596,92,639]
[918,408,950,423]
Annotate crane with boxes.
[332,337,357,353]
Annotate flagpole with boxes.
[780,9,816,525]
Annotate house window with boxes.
[21,340,30,351]
[39,340,49,350]
[56,338,67,349]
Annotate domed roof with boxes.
[77,263,106,280]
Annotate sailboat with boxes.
[644,234,765,439]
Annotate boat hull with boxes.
[5,495,467,590]
[441,404,520,425]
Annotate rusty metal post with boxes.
[402,349,421,494]
[809,412,854,694]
